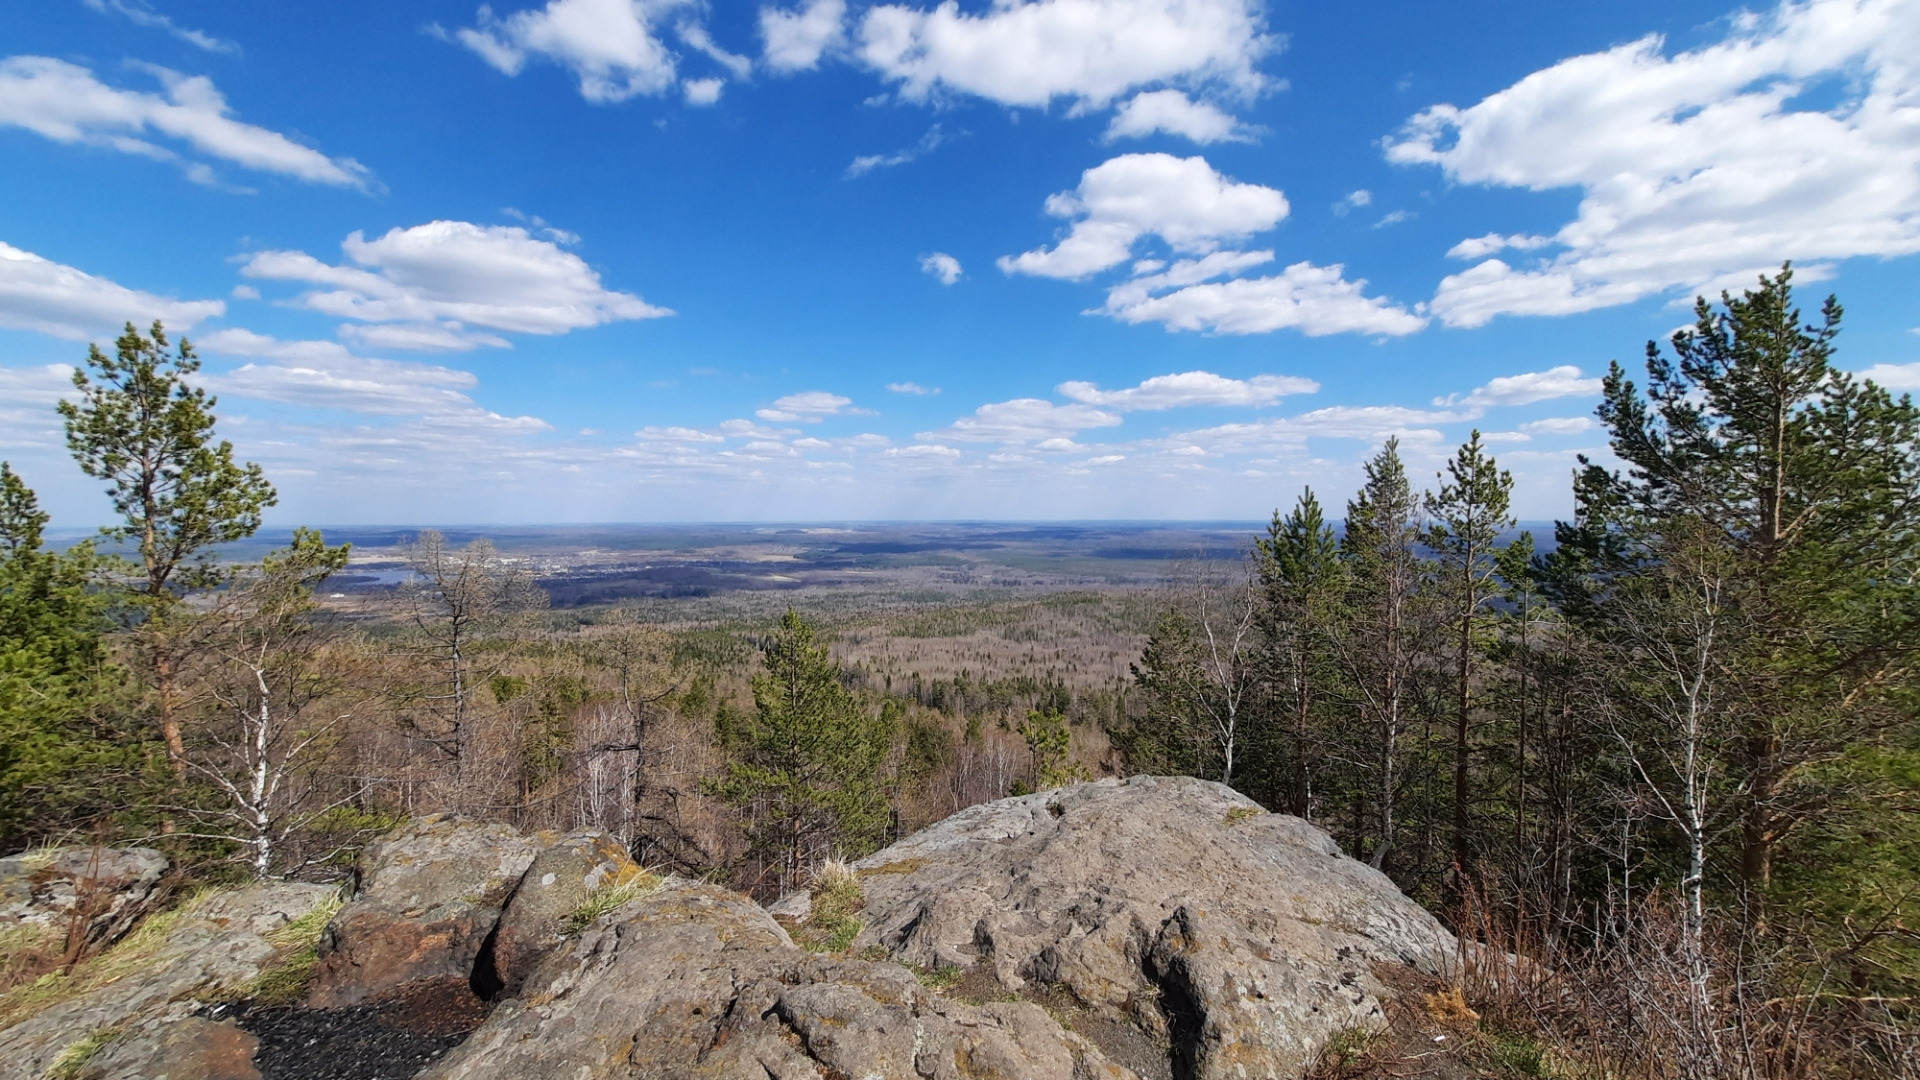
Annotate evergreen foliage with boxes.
[705,610,893,892]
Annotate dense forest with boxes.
[2,267,1916,1077]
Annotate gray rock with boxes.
[0,846,168,946]
[79,1016,262,1080]
[306,814,539,1008]
[0,882,338,1080]
[487,829,638,993]
[418,880,1137,1080]
[796,776,1456,1080]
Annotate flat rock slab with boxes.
[0,882,339,1080]
[420,881,1137,1080]
[792,776,1458,1080]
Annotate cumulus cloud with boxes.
[1436,366,1604,409]
[858,0,1272,109]
[1101,256,1428,336]
[755,391,875,422]
[683,76,724,104]
[448,0,706,103]
[1386,0,1920,327]
[1058,369,1317,409]
[1104,89,1252,144]
[1521,416,1597,436]
[922,398,1121,444]
[0,240,223,339]
[83,0,239,54]
[0,57,369,187]
[888,443,961,458]
[240,220,669,346]
[1175,403,1463,454]
[999,153,1287,279]
[1447,232,1552,260]
[761,0,847,72]
[919,252,963,284]
[196,329,517,420]
[888,381,938,394]
[1856,361,1920,390]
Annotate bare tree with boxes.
[390,531,545,795]
[177,529,365,879]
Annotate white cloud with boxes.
[1332,189,1371,216]
[1058,369,1317,409]
[999,153,1287,279]
[449,0,696,103]
[1521,415,1596,436]
[888,443,961,458]
[761,0,847,72]
[857,0,1273,109]
[1437,366,1604,409]
[338,321,511,352]
[756,390,864,422]
[1373,209,1413,228]
[1175,403,1463,453]
[1857,362,1920,390]
[887,381,938,394]
[1101,257,1428,336]
[683,77,724,104]
[0,240,223,339]
[1104,89,1251,144]
[677,21,752,78]
[637,425,728,442]
[1447,232,1551,260]
[197,329,512,419]
[922,398,1121,444]
[83,0,239,54]
[1387,0,1920,327]
[919,252,963,284]
[847,124,946,177]
[0,57,369,187]
[240,220,669,345]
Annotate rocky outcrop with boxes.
[1,779,1461,1080]
[779,776,1457,1079]
[0,882,337,1080]
[307,815,539,1008]
[0,846,167,947]
[418,881,1135,1080]
[486,830,639,994]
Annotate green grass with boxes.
[912,964,963,991]
[236,891,347,1005]
[795,861,865,954]
[561,869,665,935]
[45,1028,117,1080]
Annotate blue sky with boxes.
[2,0,1917,525]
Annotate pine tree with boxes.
[1254,487,1346,818]
[1424,431,1515,882]
[0,463,139,848]
[1594,265,1920,907]
[59,321,277,772]
[707,610,892,894]
[1336,438,1427,870]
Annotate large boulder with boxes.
[485,829,640,995]
[418,880,1137,1080]
[0,846,167,946]
[306,815,539,1008]
[0,882,338,1080]
[782,776,1457,1080]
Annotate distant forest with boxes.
[3,266,1916,1077]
